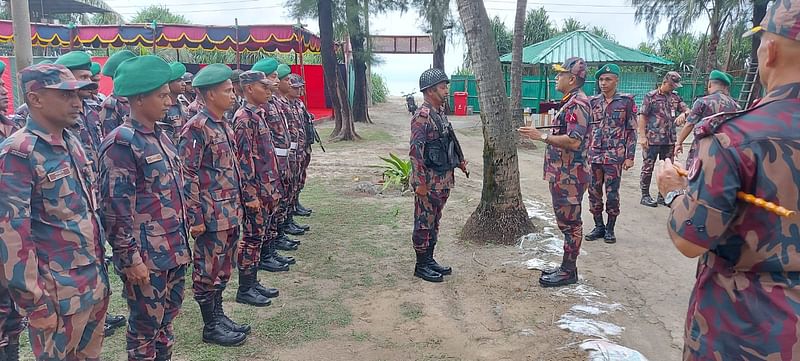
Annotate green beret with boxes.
[113,55,171,97]
[192,63,233,88]
[277,64,292,79]
[103,50,136,77]
[38,60,53,65]
[0,61,5,76]
[169,62,187,82]
[594,63,620,80]
[90,62,101,76]
[252,58,278,75]
[55,51,92,71]
[709,69,733,86]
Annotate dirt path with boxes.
[276,97,695,360]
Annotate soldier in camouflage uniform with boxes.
[99,56,191,361]
[177,64,250,346]
[178,73,193,108]
[226,69,245,122]
[0,63,110,360]
[674,69,740,166]
[585,64,637,244]
[275,65,310,236]
[89,62,106,103]
[409,68,468,283]
[519,57,591,287]
[657,3,800,358]
[0,61,25,361]
[253,58,301,253]
[98,50,136,137]
[232,70,285,306]
[160,62,189,145]
[289,74,314,217]
[638,71,689,207]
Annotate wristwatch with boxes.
[540,133,548,142]
[664,189,688,208]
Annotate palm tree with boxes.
[523,7,555,46]
[630,0,747,72]
[560,17,585,33]
[454,0,534,244]
[412,0,451,70]
[510,0,527,128]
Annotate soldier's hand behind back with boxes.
[190,224,206,238]
[28,312,57,330]
[415,184,429,197]
[124,262,151,286]
[639,138,649,151]
[245,199,261,212]
[623,159,634,170]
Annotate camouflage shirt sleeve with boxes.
[639,93,652,116]
[564,100,590,141]
[0,150,56,319]
[233,113,258,204]
[668,135,741,249]
[409,113,429,190]
[177,125,206,228]
[624,98,638,161]
[677,95,690,114]
[686,99,706,125]
[99,141,144,269]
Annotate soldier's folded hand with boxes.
[28,312,57,330]
[674,144,684,156]
[623,159,634,170]
[638,138,649,151]
[124,262,151,286]
[415,184,429,196]
[190,224,206,238]
[245,199,260,212]
[458,160,469,177]
[675,113,687,126]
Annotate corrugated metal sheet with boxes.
[499,30,673,66]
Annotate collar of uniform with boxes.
[128,117,156,134]
[421,101,443,115]
[26,116,68,148]
[757,83,800,105]
[244,102,263,113]
[200,108,225,123]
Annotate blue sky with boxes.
[104,0,710,95]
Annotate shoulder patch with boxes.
[418,107,430,118]
[694,109,749,139]
[112,126,134,147]
[4,131,36,159]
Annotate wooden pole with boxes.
[151,21,157,55]
[11,0,33,92]
[234,18,241,69]
[296,23,308,106]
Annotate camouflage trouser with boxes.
[0,286,23,347]
[29,297,109,361]
[239,206,271,271]
[192,228,238,303]
[276,155,293,226]
[549,182,587,267]
[412,189,450,254]
[121,265,186,361]
[299,150,311,192]
[288,150,300,205]
[640,144,674,195]
[588,163,623,217]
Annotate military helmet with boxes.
[419,68,449,92]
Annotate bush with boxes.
[379,153,412,191]
[371,74,389,103]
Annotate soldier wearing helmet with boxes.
[408,68,468,283]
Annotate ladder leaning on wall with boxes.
[737,61,760,109]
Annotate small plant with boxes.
[379,153,412,191]
[371,74,390,103]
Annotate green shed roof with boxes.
[499,30,673,66]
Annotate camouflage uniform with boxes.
[0,113,24,350]
[409,102,454,254]
[263,97,294,238]
[98,94,130,138]
[99,118,191,361]
[186,99,202,119]
[276,96,303,213]
[683,90,740,166]
[588,93,637,219]
[177,108,243,304]
[233,102,282,272]
[544,87,591,267]
[160,100,188,145]
[294,99,314,193]
[669,81,800,360]
[639,89,688,196]
[0,117,110,360]
[72,99,103,172]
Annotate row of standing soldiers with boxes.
[0,50,318,360]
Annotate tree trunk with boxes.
[706,19,721,73]
[455,0,535,244]
[346,0,371,123]
[433,39,445,70]
[319,0,359,141]
[364,0,373,106]
[510,0,527,128]
[751,0,768,102]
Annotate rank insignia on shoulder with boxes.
[418,107,430,118]
[688,158,701,181]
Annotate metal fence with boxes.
[450,72,748,114]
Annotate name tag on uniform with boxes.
[258,127,269,135]
[47,166,72,182]
[146,154,163,164]
[213,137,227,145]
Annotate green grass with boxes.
[314,123,393,150]
[14,180,412,361]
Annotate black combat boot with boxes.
[640,192,658,207]
[235,271,272,307]
[283,218,306,235]
[288,214,310,231]
[657,193,666,206]
[253,270,280,299]
[5,336,17,361]
[276,228,301,245]
[584,215,606,241]
[604,217,617,244]
[215,291,251,334]
[539,255,578,288]
[428,244,451,276]
[263,239,295,265]
[294,200,312,216]
[414,250,443,283]
[258,239,289,272]
[198,301,247,346]
[273,236,299,251]
[154,347,171,361]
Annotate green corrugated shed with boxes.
[498,30,673,66]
